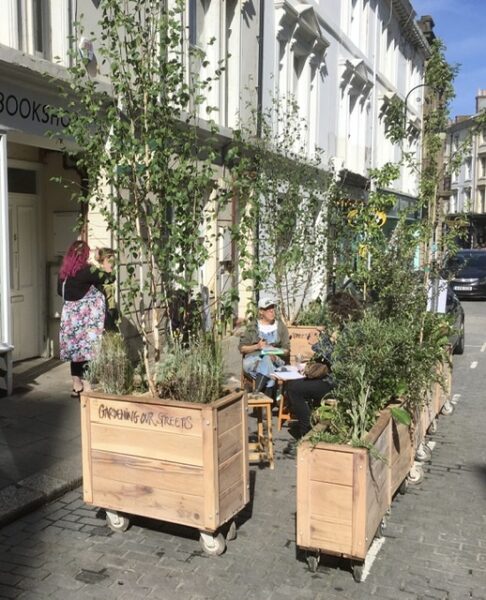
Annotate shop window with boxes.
[8,168,37,195]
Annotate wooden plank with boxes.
[308,447,354,487]
[80,394,93,503]
[218,424,244,464]
[309,480,353,526]
[241,394,250,506]
[91,449,204,496]
[202,405,218,531]
[218,478,247,525]
[91,476,205,528]
[365,424,391,553]
[90,397,202,437]
[308,513,353,554]
[219,451,243,493]
[296,444,311,547]
[352,451,368,559]
[217,400,242,433]
[85,389,243,410]
[90,423,203,466]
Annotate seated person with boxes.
[283,291,363,455]
[239,296,290,397]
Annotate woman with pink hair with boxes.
[58,240,114,397]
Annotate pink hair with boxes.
[59,240,90,280]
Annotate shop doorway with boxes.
[9,192,41,361]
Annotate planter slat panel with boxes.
[365,441,389,553]
[91,476,205,528]
[390,420,413,495]
[352,452,368,559]
[308,448,354,487]
[217,400,242,433]
[218,424,244,464]
[202,406,218,532]
[308,513,353,553]
[219,452,244,493]
[218,479,247,525]
[89,397,202,436]
[80,398,93,504]
[90,423,204,466]
[91,450,204,496]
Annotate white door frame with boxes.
[0,133,11,347]
[8,158,44,360]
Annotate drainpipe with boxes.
[0,132,11,348]
[255,0,265,306]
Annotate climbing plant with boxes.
[228,95,331,323]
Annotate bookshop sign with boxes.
[0,80,69,138]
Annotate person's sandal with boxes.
[70,387,83,398]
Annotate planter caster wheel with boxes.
[427,418,438,434]
[441,400,454,416]
[199,532,226,556]
[398,478,408,495]
[351,560,364,583]
[415,442,432,463]
[226,520,237,542]
[306,552,320,573]
[407,462,424,485]
[105,509,130,533]
[375,518,386,539]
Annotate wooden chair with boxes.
[277,390,293,431]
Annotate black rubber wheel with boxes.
[351,561,364,582]
[226,521,237,541]
[453,322,465,355]
[306,553,320,573]
[398,478,408,495]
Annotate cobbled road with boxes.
[0,302,485,599]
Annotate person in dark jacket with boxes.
[58,240,114,397]
[239,296,290,397]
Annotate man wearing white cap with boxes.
[239,296,290,396]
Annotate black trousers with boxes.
[285,378,334,438]
[70,361,88,378]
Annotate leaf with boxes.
[390,406,412,427]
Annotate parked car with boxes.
[446,285,465,355]
[337,278,465,355]
[449,249,486,299]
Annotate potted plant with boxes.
[54,0,250,555]
[296,37,463,575]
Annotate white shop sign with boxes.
[0,81,69,137]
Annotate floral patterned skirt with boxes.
[60,286,106,362]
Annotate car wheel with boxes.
[453,322,465,355]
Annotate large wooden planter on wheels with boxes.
[296,404,414,581]
[80,390,249,555]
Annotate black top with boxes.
[57,265,115,301]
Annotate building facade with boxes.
[0,0,261,381]
[0,0,433,394]
[442,90,486,247]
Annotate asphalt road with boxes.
[0,301,485,599]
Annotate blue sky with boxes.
[412,0,486,117]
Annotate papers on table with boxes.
[272,365,305,381]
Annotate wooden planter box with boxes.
[287,325,324,363]
[80,389,249,553]
[415,353,453,446]
[296,404,413,575]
